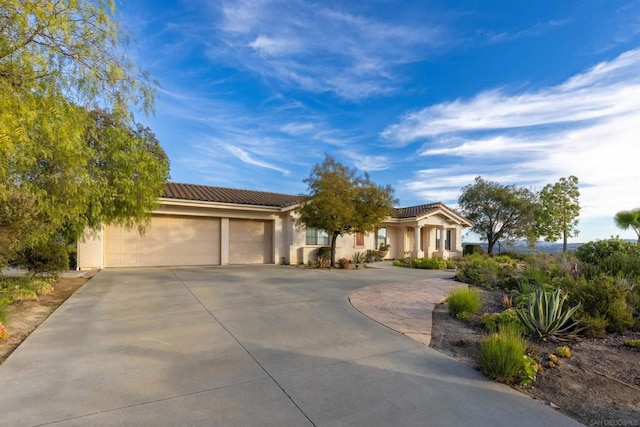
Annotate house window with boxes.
[355,232,365,246]
[375,227,387,249]
[305,228,329,246]
[445,229,452,251]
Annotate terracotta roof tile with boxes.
[161,183,470,225]
[393,203,441,219]
[162,182,300,208]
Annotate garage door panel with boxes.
[229,219,273,264]
[105,216,220,267]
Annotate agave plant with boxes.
[516,288,581,341]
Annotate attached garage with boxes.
[229,219,273,264]
[104,215,221,267]
[77,183,472,270]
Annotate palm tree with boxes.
[614,209,640,244]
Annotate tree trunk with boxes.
[487,240,495,255]
[330,232,339,267]
[563,229,568,252]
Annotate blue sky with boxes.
[119,0,640,242]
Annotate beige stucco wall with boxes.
[77,227,104,270]
[77,200,469,269]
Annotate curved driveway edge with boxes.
[349,278,466,346]
[0,266,581,426]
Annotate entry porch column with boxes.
[413,225,424,258]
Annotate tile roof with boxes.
[393,202,471,225]
[162,182,300,208]
[393,203,442,219]
[161,183,470,224]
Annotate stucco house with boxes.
[77,182,472,269]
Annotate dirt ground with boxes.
[430,289,640,427]
[0,276,89,363]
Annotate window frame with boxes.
[305,228,329,246]
[445,229,452,251]
[375,227,387,249]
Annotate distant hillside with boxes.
[463,241,583,254]
[463,239,636,254]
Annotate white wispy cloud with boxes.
[419,135,553,157]
[280,122,315,135]
[484,19,571,44]
[342,151,391,172]
[208,0,445,100]
[386,49,640,221]
[222,142,291,175]
[153,83,366,186]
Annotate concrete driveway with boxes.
[0,266,580,426]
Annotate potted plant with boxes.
[366,249,378,263]
[378,243,390,258]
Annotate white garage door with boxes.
[105,215,221,267]
[229,219,273,264]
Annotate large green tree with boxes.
[296,156,397,267]
[534,176,581,252]
[0,0,168,267]
[614,209,640,244]
[458,176,538,254]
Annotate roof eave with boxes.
[158,197,285,212]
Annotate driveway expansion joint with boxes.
[169,268,318,427]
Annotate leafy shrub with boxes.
[67,245,77,270]
[629,285,640,326]
[492,255,518,266]
[479,309,522,332]
[515,252,577,278]
[446,287,482,319]
[455,255,516,290]
[520,268,552,288]
[411,257,447,269]
[575,237,640,265]
[393,257,448,269]
[580,252,640,282]
[392,258,410,267]
[579,314,608,338]
[510,271,556,307]
[560,274,634,335]
[463,244,484,256]
[314,246,332,267]
[516,288,581,341]
[478,325,528,384]
[445,259,458,269]
[547,353,560,368]
[624,339,640,349]
[15,240,69,276]
[555,346,572,358]
[520,355,540,386]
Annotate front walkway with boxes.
[349,270,466,345]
